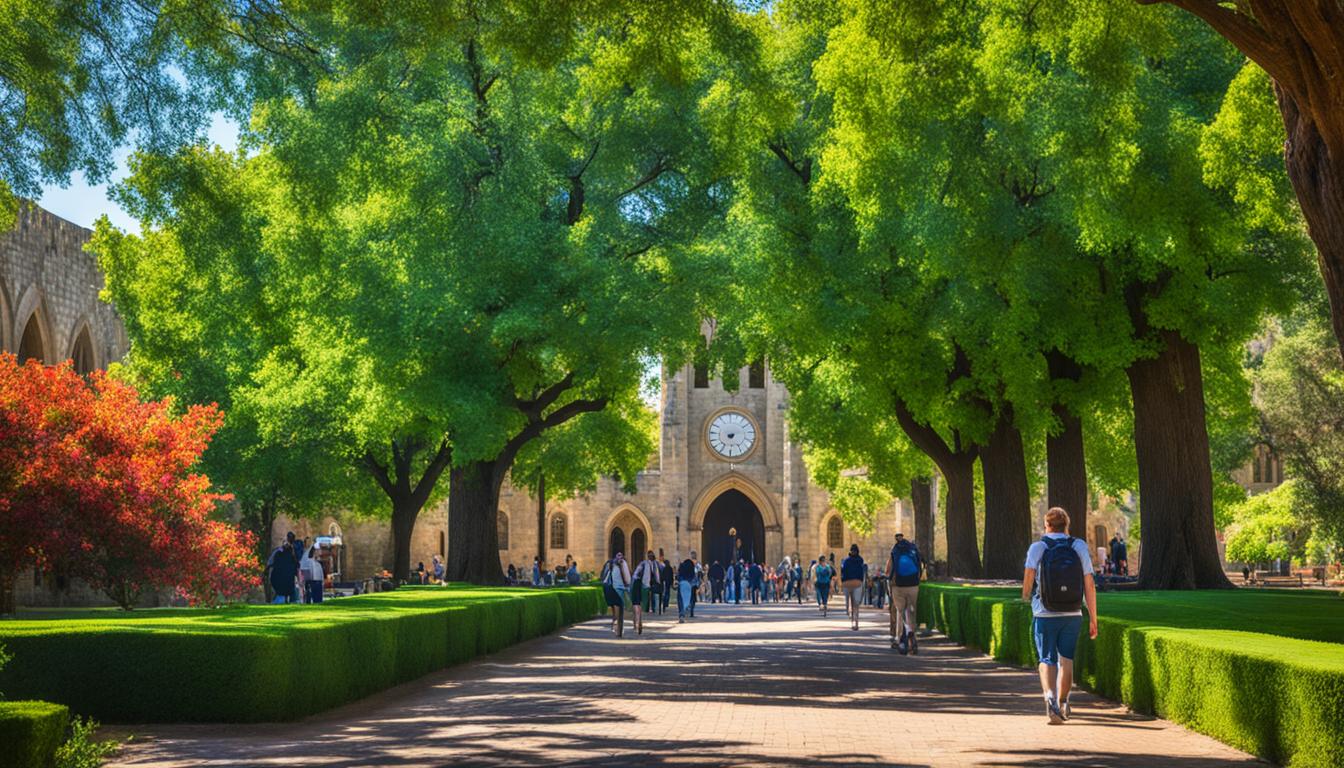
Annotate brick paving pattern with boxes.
[107,601,1268,767]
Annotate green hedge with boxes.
[919,583,1344,768]
[0,701,69,768]
[0,585,604,724]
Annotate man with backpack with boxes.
[1023,507,1098,724]
[884,533,923,654]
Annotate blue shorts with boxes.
[1033,615,1083,666]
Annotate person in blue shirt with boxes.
[840,544,866,631]
[1023,507,1098,724]
[813,555,835,617]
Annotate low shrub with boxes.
[0,700,69,768]
[919,583,1344,767]
[0,585,604,724]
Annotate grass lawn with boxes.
[939,585,1344,646]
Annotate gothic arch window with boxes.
[497,511,510,550]
[826,515,844,550]
[748,359,765,389]
[549,513,567,550]
[18,312,46,363]
[70,326,95,375]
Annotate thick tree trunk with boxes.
[1277,85,1344,363]
[446,460,505,585]
[910,476,935,566]
[941,462,981,579]
[980,413,1034,579]
[390,496,419,584]
[1126,330,1232,589]
[1046,352,1089,540]
[536,474,546,565]
[1047,404,1089,541]
[894,399,981,578]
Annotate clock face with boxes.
[707,411,757,460]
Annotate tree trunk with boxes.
[1046,352,1089,540]
[910,476,935,566]
[390,495,419,584]
[258,499,277,603]
[1126,330,1232,589]
[1277,84,1344,364]
[1047,404,1089,541]
[0,565,15,615]
[980,413,1033,579]
[536,474,546,565]
[941,462,981,578]
[446,460,505,585]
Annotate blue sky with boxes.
[37,114,240,234]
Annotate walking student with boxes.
[884,532,923,654]
[677,551,698,622]
[814,555,835,617]
[601,552,632,638]
[1023,507,1098,724]
[748,561,764,604]
[840,544,865,631]
[660,552,674,614]
[631,550,661,635]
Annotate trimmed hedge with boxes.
[0,585,604,724]
[919,583,1344,768]
[0,701,69,768]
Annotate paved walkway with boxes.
[108,601,1267,767]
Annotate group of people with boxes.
[505,555,583,586]
[265,531,328,604]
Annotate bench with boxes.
[1252,571,1303,587]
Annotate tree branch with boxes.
[1138,0,1290,88]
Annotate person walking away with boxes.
[532,557,543,587]
[631,550,661,635]
[840,545,866,631]
[724,561,737,604]
[709,560,725,603]
[267,538,300,604]
[660,554,674,614]
[1023,507,1098,724]
[601,553,632,637]
[1113,535,1128,576]
[885,532,923,654]
[810,559,822,607]
[746,561,762,604]
[676,553,698,622]
[814,555,835,617]
[300,545,325,603]
[792,560,804,603]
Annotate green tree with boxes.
[1255,314,1344,551]
[1224,480,1308,566]
[1136,1,1344,362]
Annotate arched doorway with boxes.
[630,528,647,558]
[608,526,626,560]
[18,313,46,363]
[701,489,765,567]
[70,325,95,375]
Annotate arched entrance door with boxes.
[609,527,626,560]
[700,489,765,567]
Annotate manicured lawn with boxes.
[0,584,605,723]
[940,585,1344,645]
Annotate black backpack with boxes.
[1037,536,1084,612]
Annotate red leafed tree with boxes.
[0,354,259,611]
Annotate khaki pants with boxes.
[889,585,919,638]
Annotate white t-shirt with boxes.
[1024,533,1093,617]
[632,559,659,587]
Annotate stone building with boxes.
[283,357,914,582]
[3,203,131,607]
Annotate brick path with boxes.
[107,601,1267,767]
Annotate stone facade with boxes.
[3,203,133,607]
[287,358,914,582]
[0,203,127,371]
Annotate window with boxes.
[550,513,568,549]
[693,362,709,388]
[497,512,509,550]
[748,359,765,389]
[1252,452,1263,483]
[826,516,844,549]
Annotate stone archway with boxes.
[700,489,764,568]
[67,320,98,374]
[14,287,52,364]
[690,474,782,564]
[605,504,652,560]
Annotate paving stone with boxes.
[106,602,1269,767]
